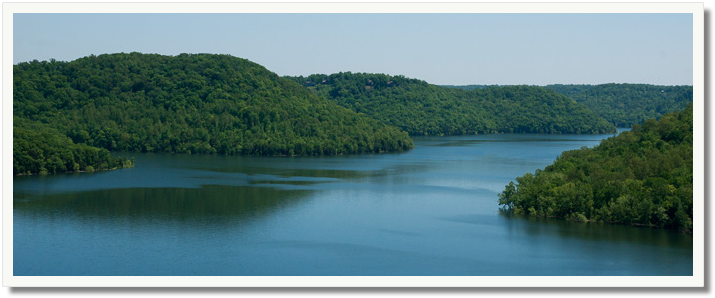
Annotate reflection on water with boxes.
[13,132,691,276]
[15,185,310,223]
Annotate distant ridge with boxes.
[544,83,693,127]
[443,83,694,128]
[287,73,617,136]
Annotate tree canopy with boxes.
[287,73,616,136]
[544,83,693,127]
[13,117,134,175]
[498,105,693,232]
[14,53,414,174]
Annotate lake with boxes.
[13,131,693,276]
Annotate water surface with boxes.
[13,132,692,276]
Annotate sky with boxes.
[12,13,693,86]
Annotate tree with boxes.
[498,106,693,232]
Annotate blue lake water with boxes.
[13,132,693,276]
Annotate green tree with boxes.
[286,72,616,136]
[13,53,415,175]
[498,106,693,232]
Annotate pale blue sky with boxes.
[13,13,693,85]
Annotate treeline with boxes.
[13,53,414,174]
[498,105,693,232]
[544,83,693,127]
[13,117,133,175]
[286,73,616,136]
[439,84,498,90]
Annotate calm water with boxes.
[13,132,693,276]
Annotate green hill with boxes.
[13,117,134,175]
[286,73,616,136]
[498,105,693,232]
[544,83,693,127]
[13,53,413,174]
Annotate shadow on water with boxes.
[12,152,394,237]
[498,213,693,251]
[440,213,692,275]
[13,184,311,225]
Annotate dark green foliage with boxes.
[287,73,616,136]
[13,53,414,173]
[13,117,133,175]
[498,106,693,232]
[545,83,693,127]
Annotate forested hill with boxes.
[13,53,414,174]
[498,105,693,232]
[286,73,616,136]
[544,83,693,127]
[14,117,134,175]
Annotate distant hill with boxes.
[544,83,693,127]
[439,84,498,90]
[499,105,693,232]
[13,53,414,174]
[287,73,616,136]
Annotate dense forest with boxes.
[498,105,693,232]
[13,117,134,175]
[286,73,616,136]
[544,83,693,127]
[443,83,693,128]
[13,53,414,174]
